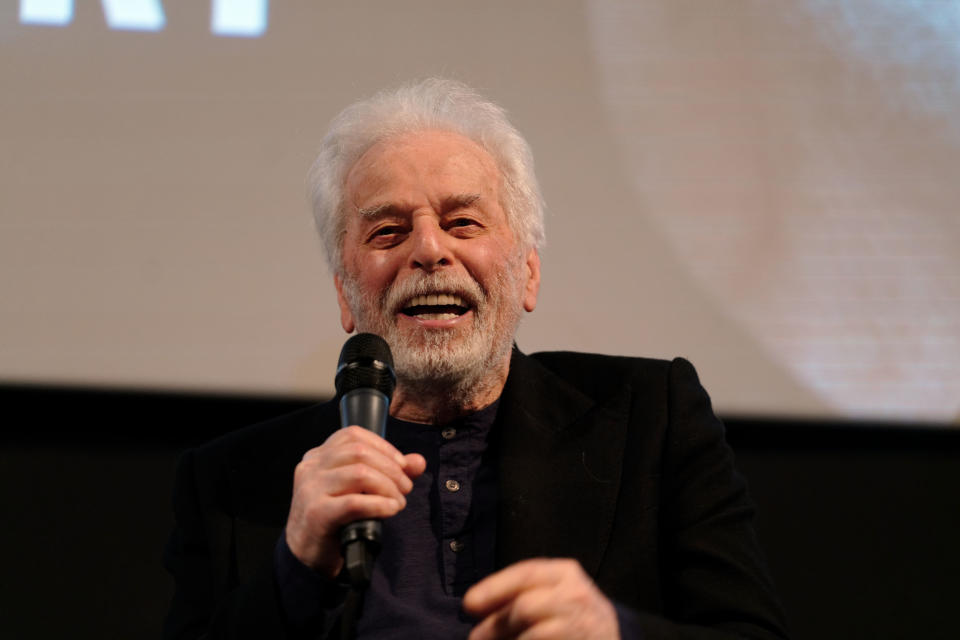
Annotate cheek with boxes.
[370,264,402,294]
[347,252,398,292]
[467,238,519,274]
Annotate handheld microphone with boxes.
[335,333,396,587]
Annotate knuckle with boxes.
[340,494,372,519]
[571,587,592,607]
[557,558,579,572]
[302,444,323,459]
[508,594,540,629]
[347,441,369,461]
[340,493,359,511]
[293,460,312,483]
[344,425,368,439]
[556,558,585,581]
[348,462,370,481]
[322,430,344,445]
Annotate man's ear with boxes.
[522,248,541,313]
[333,274,356,333]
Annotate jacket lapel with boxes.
[495,350,630,578]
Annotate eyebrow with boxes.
[357,203,395,218]
[444,193,481,211]
[356,193,481,218]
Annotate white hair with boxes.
[308,78,546,274]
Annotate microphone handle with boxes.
[339,388,390,586]
[339,388,390,434]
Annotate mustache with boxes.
[383,272,485,313]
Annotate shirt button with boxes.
[441,427,457,440]
[449,539,465,553]
[445,479,461,492]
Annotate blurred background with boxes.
[1,1,958,638]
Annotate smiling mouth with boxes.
[401,293,471,320]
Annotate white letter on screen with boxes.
[101,0,166,32]
[20,0,74,25]
[211,0,268,37]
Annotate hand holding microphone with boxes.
[284,334,426,580]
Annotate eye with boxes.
[366,224,407,247]
[446,216,483,236]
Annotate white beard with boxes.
[339,257,526,397]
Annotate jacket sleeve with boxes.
[163,449,347,639]
[625,357,789,639]
[162,403,353,639]
[162,449,290,639]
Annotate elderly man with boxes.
[164,79,788,639]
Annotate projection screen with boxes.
[1,0,958,423]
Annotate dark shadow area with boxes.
[727,421,960,640]
[2,384,957,639]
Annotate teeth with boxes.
[407,293,466,307]
[415,313,458,320]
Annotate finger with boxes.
[472,616,567,640]
[324,492,406,526]
[307,429,426,486]
[468,586,555,640]
[317,441,417,494]
[306,425,407,466]
[503,587,557,634]
[464,558,573,617]
[403,452,427,477]
[318,463,409,505]
[516,618,569,640]
[467,604,513,640]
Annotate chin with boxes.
[393,335,486,384]
[351,296,523,393]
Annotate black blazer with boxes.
[163,350,788,639]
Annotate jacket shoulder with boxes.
[193,401,336,463]
[180,401,339,514]
[526,350,680,398]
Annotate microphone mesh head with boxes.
[335,333,396,398]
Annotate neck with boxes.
[388,355,510,425]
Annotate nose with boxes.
[408,218,452,271]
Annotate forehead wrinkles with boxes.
[344,131,502,211]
